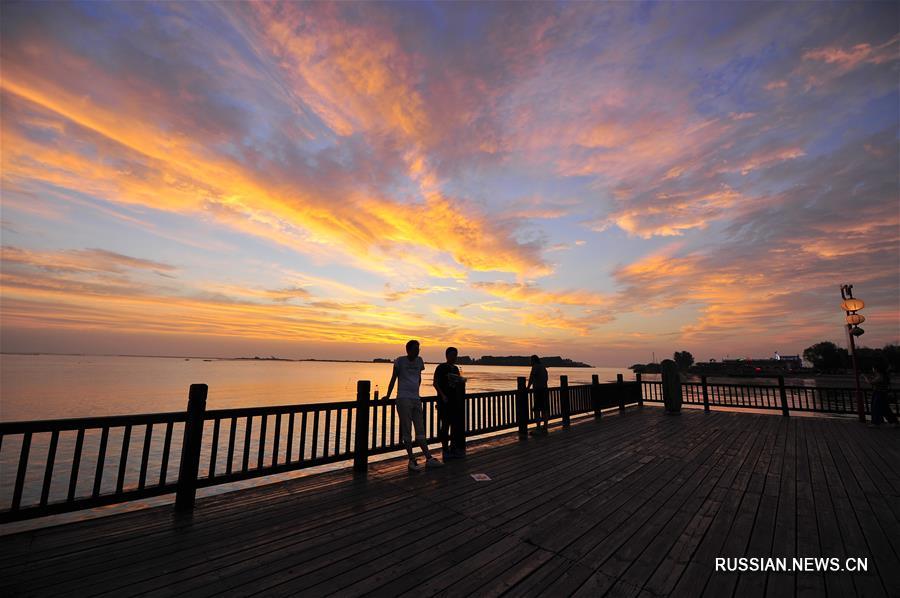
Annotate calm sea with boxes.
[0,354,629,421]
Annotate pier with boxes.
[1,377,899,596]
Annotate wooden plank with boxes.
[3,409,899,598]
[823,419,900,596]
[662,415,776,597]
[793,418,826,598]
[812,419,883,597]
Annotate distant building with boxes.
[693,354,804,374]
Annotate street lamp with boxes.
[840,284,866,422]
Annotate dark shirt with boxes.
[529,364,549,389]
[433,362,461,398]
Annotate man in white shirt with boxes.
[384,340,443,471]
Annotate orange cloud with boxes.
[803,35,899,70]
[0,246,503,349]
[1,19,548,281]
[471,281,609,306]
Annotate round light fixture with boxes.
[851,326,865,337]
[846,313,866,325]
[841,298,865,312]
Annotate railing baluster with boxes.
[139,424,153,489]
[345,407,352,454]
[381,402,387,448]
[390,402,396,446]
[334,408,342,455]
[257,414,267,469]
[226,417,236,475]
[209,418,220,478]
[272,413,281,467]
[93,427,109,498]
[311,410,320,459]
[299,411,308,461]
[40,431,59,507]
[116,425,132,494]
[286,413,295,463]
[242,417,252,472]
[160,422,173,486]
[11,432,33,511]
[323,410,331,458]
[371,403,378,449]
[68,429,85,502]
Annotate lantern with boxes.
[846,313,866,325]
[841,298,865,312]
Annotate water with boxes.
[0,354,627,421]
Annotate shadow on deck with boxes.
[2,408,899,597]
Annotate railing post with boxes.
[702,375,710,412]
[635,372,643,407]
[560,375,571,428]
[778,376,789,417]
[353,380,371,472]
[516,377,528,436]
[617,373,625,411]
[457,379,467,452]
[591,374,602,420]
[175,384,207,512]
[661,360,682,414]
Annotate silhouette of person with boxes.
[433,346,466,458]
[527,355,550,434]
[384,340,443,470]
[867,364,899,427]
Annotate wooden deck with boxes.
[2,408,899,597]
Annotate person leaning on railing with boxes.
[865,365,899,427]
[384,339,445,471]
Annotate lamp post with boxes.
[840,284,866,423]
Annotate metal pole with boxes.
[848,331,865,423]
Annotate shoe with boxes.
[408,458,423,472]
[442,448,450,460]
[426,457,444,469]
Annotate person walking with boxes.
[384,340,444,471]
[433,347,466,459]
[527,355,550,435]
[867,364,899,427]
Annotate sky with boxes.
[1,1,898,366]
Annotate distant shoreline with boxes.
[0,352,385,364]
[0,352,598,367]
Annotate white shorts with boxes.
[396,397,425,447]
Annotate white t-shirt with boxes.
[394,356,425,399]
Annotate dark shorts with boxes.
[533,388,550,412]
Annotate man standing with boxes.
[433,347,466,459]
[527,355,550,435]
[384,340,443,471]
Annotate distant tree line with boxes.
[630,351,694,373]
[802,342,900,373]
[457,355,592,367]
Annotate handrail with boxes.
[0,377,641,523]
[639,378,895,414]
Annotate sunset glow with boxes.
[1,2,898,364]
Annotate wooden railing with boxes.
[0,376,640,523]
[638,374,896,415]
